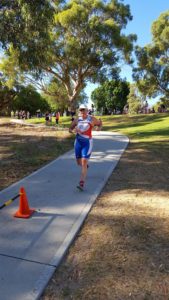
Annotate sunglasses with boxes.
[79,109,86,111]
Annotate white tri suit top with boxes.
[74,115,93,159]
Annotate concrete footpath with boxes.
[0,131,129,300]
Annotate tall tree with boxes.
[91,85,107,114]
[43,78,88,114]
[133,11,169,102]
[12,85,50,115]
[127,84,142,114]
[91,79,130,114]
[0,81,16,113]
[1,0,136,110]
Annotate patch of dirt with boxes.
[41,140,169,300]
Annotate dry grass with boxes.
[0,120,74,190]
[41,139,169,299]
[1,116,169,300]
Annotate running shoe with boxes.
[77,180,84,191]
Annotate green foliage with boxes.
[0,0,136,109]
[91,85,106,113]
[133,11,169,102]
[0,0,54,69]
[0,46,22,89]
[127,84,142,114]
[42,78,88,113]
[12,85,50,114]
[151,11,169,50]
[42,79,69,113]
[91,79,130,114]
[0,80,16,112]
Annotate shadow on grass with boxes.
[102,113,169,133]
[41,133,169,300]
[103,113,168,123]
[135,128,169,138]
[0,130,74,190]
[107,140,169,193]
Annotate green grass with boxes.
[26,116,71,127]
[101,113,169,143]
[26,117,45,124]
[5,112,169,143]
[26,113,169,144]
[3,113,169,143]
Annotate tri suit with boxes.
[74,115,93,159]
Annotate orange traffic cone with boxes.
[14,187,35,218]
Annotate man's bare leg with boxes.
[80,158,88,183]
[76,158,88,190]
[76,158,89,169]
[76,158,82,166]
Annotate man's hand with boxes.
[75,127,82,134]
[69,119,77,134]
[96,118,102,131]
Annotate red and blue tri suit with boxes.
[74,115,93,159]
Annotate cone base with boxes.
[14,208,35,219]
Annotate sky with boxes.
[85,0,169,107]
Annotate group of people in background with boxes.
[142,103,167,114]
[44,107,94,126]
[11,110,31,119]
[45,111,60,126]
[123,101,167,115]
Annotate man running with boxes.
[69,104,102,190]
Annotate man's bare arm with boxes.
[69,119,78,133]
[92,116,102,129]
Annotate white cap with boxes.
[79,104,88,110]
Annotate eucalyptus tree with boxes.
[0,0,54,110]
[42,78,88,114]
[41,0,136,109]
[0,0,136,109]
[133,11,169,103]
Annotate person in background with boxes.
[70,110,76,121]
[27,111,30,119]
[144,100,148,114]
[45,112,50,125]
[69,104,102,191]
[55,111,60,125]
[49,112,53,123]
